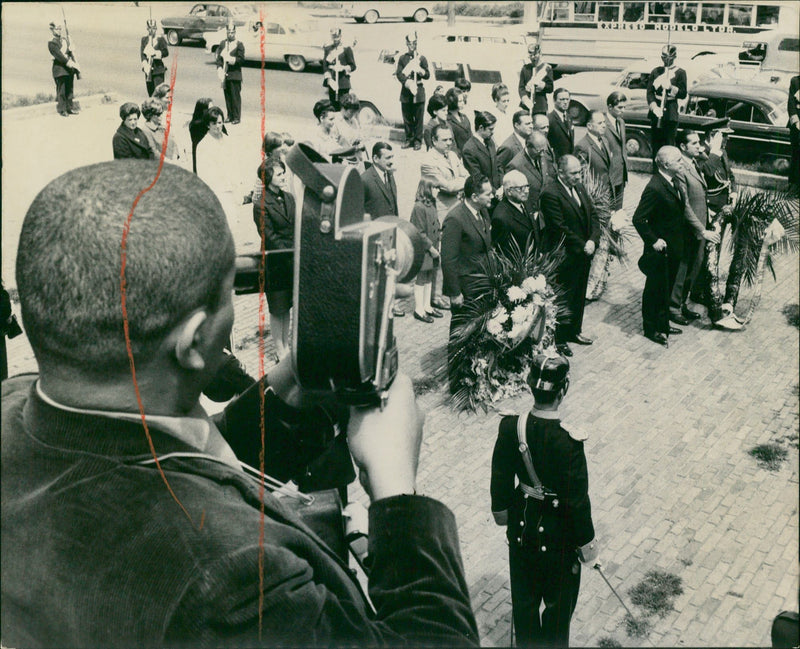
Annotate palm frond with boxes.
[583,167,632,260]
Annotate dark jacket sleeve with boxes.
[542,65,554,95]
[344,46,356,73]
[461,141,482,180]
[557,434,595,548]
[632,182,660,248]
[540,188,585,257]
[490,417,517,519]
[674,68,688,100]
[440,213,464,297]
[48,39,70,65]
[518,64,529,100]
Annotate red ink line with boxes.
[120,52,199,528]
[199,510,206,531]
[257,6,268,639]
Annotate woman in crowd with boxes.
[445,87,472,158]
[252,131,296,204]
[409,178,442,323]
[151,82,172,112]
[112,102,153,160]
[423,93,449,151]
[140,97,187,166]
[492,82,513,144]
[308,99,360,161]
[196,106,242,220]
[334,93,368,169]
[188,97,215,173]
[253,156,295,358]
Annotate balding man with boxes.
[491,170,542,255]
[540,155,600,357]
[2,161,478,647]
[508,131,554,218]
[633,146,688,346]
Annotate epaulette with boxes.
[567,426,588,442]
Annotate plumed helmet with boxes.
[661,44,677,63]
[528,42,541,56]
[405,30,418,42]
[146,19,157,28]
[527,354,569,393]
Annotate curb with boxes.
[2,93,121,121]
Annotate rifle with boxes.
[218,41,229,88]
[656,29,672,128]
[144,7,154,83]
[61,6,81,80]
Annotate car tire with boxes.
[354,16,365,23]
[364,10,379,24]
[166,29,181,46]
[413,8,428,22]
[626,131,651,158]
[358,101,385,127]
[567,101,590,127]
[286,55,307,72]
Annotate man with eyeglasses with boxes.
[491,170,543,256]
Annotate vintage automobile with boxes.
[160,3,256,46]
[555,54,739,126]
[622,80,791,174]
[344,2,432,24]
[202,17,325,72]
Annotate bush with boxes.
[433,2,524,18]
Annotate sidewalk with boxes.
[3,96,798,647]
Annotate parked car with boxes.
[556,55,739,126]
[203,17,325,72]
[160,3,256,46]
[344,2,432,24]
[622,80,791,174]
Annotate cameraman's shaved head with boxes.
[17,161,235,375]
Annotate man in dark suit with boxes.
[491,170,542,256]
[670,130,721,325]
[540,155,600,357]
[216,22,245,124]
[646,44,687,169]
[48,20,80,117]
[396,31,431,150]
[603,91,629,210]
[140,19,169,97]
[789,75,799,187]
[361,141,398,218]
[497,110,533,171]
[462,111,504,194]
[575,110,613,193]
[322,27,356,110]
[508,132,554,217]
[518,41,553,115]
[548,88,574,160]
[632,146,687,346]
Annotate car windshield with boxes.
[287,20,319,33]
[231,4,256,15]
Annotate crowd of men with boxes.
[1,16,792,649]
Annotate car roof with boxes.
[690,80,788,107]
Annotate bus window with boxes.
[728,4,754,27]
[547,2,571,21]
[622,2,644,21]
[739,41,767,63]
[433,62,464,83]
[647,2,671,23]
[620,71,650,90]
[573,2,597,21]
[674,2,698,24]
[700,3,724,25]
[598,1,620,21]
[755,5,780,26]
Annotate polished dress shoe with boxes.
[413,141,422,150]
[426,309,443,318]
[681,307,701,321]
[431,298,450,310]
[572,334,593,345]
[669,313,690,326]
[668,326,683,335]
[58,111,69,117]
[556,344,573,357]
[645,332,669,347]
[413,311,434,323]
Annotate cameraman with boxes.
[2,161,478,647]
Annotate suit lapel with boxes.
[463,205,491,251]
[557,181,586,232]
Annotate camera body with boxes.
[285,143,422,406]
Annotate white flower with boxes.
[610,209,628,232]
[511,304,531,324]
[508,323,526,340]
[491,305,508,321]
[486,318,505,337]
[522,274,547,294]
[506,285,527,303]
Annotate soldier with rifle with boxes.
[141,18,169,97]
[518,41,553,117]
[646,43,687,172]
[47,18,80,117]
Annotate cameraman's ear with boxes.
[174,310,209,371]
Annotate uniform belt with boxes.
[519,482,545,500]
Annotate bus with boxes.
[537,1,799,74]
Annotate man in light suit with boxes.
[602,91,629,210]
[548,88,574,160]
[362,141,398,218]
[420,124,469,310]
[497,110,533,172]
[540,156,600,357]
[574,111,613,193]
[508,132,553,219]
[462,111,504,194]
[669,130,720,324]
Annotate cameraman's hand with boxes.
[348,374,423,501]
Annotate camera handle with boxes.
[374,260,399,410]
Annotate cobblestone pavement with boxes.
[4,102,798,647]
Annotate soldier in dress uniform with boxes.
[518,41,553,116]
[322,28,356,110]
[216,21,245,124]
[699,117,736,215]
[140,19,169,97]
[396,31,431,150]
[47,20,80,117]
[491,355,598,647]
[646,44,687,170]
